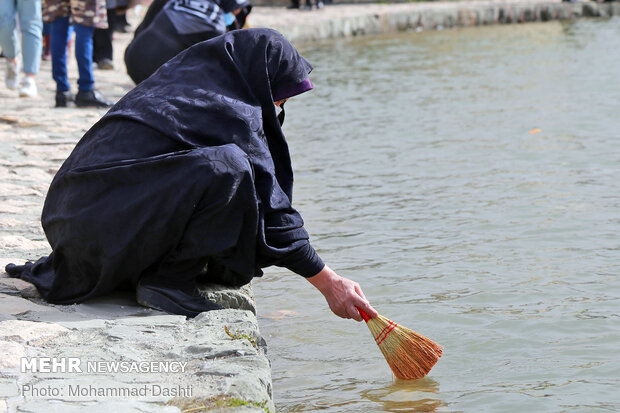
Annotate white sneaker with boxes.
[5,60,20,90]
[19,76,38,97]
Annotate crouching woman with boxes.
[6,29,377,322]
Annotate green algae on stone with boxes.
[166,396,271,412]
[224,326,258,349]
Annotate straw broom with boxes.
[357,307,443,380]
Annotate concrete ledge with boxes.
[250,0,620,43]
[0,266,273,413]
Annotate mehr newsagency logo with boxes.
[20,357,193,399]
[21,357,187,373]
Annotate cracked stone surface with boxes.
[0,296,273,412]
[199,284,256,314]
[0,277,40,299]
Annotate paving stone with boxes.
[0,320,68,344]
[53,319,109,330]
[198,284,256,314]
[111,315,186,327]
[0,278,40,299]
[16,400,180,413]
[0,236,48,251]
[0,295,55,317]
[0,380,19,398]
[0,340,26,370]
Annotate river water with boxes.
[252,18,620,412]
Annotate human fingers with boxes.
[344,293,374,322]
[353,282,367,301]
[347,306,363,321]
[353,283,378,319]
[328,289,364,321]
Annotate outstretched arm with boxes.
[307,265,378,322]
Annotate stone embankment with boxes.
[250,0,620,43]
[0,272,274,413]
[1,1,618,412]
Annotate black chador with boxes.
[6,29,323,317]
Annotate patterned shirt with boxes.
[165,0,248,34]
[43,0,108,29]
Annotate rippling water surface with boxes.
[252,18,620,412]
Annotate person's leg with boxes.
[116,11,129,32]
[50,17,70,91]
[50,16,72,106]
[108,9,124,32]
[17,0,43,97]
[73,22,94,91]
[92,27,106,63]
[42,22,51,60]
[92,9,113,69]
[0,0,20,89]
[73,21,112,107]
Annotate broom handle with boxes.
[355,306,371,322]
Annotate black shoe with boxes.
[75,90,114,108]
[136,279,224,318]
[55,90,74,107]
[114,24,130,33]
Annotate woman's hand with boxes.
[307,265,378,321]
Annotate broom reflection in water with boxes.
[361,377,445,413]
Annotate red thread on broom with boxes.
[356,306,443,380]
[375,321,397,345]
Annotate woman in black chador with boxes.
[6,29,378,321]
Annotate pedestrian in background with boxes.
[287,0,324,10]
[0,0,43,97]
[44,0,114,107]
[42,23,51,60]
[93,0,130,70]
[124,0,251,84]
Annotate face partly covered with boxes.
[271,77,314,104]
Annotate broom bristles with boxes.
[359,309,442,380]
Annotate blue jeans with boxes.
[0,0,43,75]
[51,16,94,92]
